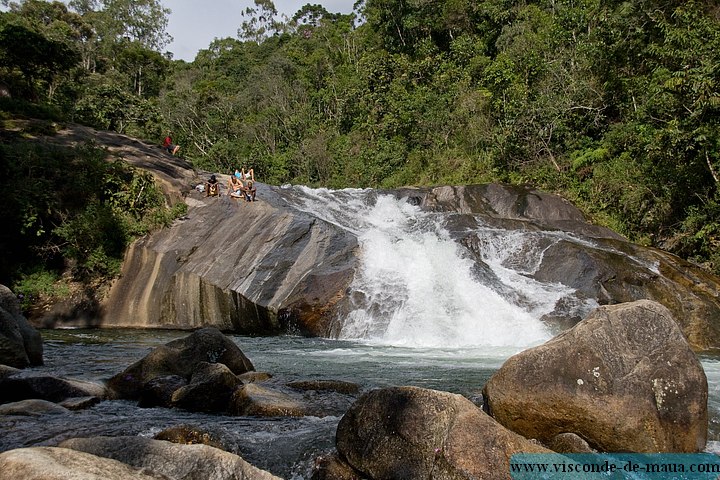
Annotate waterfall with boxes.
[282,186,596,349]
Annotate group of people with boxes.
[227,168,256,202]
[204,168,256,202]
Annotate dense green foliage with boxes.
[0,117,186,304]
[1,0,719,281]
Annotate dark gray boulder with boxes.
[0,284,42,368]
[106,327,253,399]
[0,375,106,404]
[138,375,187,408]
[170,361,242,412]
[483,300,708,453]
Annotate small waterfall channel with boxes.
[280,185,599,349]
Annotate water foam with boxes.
[282,186,570,348]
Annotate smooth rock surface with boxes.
[483,300,708,452]
[60,436,282,480]
[336,386,550,480]
[0,447,166,480]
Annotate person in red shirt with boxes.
[163,134,180,155]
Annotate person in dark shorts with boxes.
[205,174,219,197]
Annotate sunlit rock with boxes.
[335,386,550,479]
[229,383,309,417]
[60,436,281,480]
[483,300,708,452]
[0,447,164,479]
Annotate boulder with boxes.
[547,433,595,454]
[0,447,165,480]
[106,327,253,399]
[532,240,720,349]
[311,454,367,480]
[153,424,230,451]
[287,379,360,395]
[60,436,282,480]
[60,396,102,411]
[0,399,69,416]
[238,371,272,383]
[0,375,106,404]
[0,284,42,367]
[171,362,242,412]
[335,386,550,480]
[138,375,187,408]
[101,186,359,337]
[0,364,20,380]
[229,383,308,417]
[483,300,708,452]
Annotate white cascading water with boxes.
[282,186,596,349]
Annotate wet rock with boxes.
[171,362,242,412]
[336,386,550,479]
[483,300,707,452]
[0,447,165,480]
[60,436,282,480]
[0,364,20,380]
[138,375,187,408]
[0,375,106,404]
[547,433,595,454]
[59,396,102,411]
[311,454,367,480]
[154,424,229,451]
[0,399,69,416]
[229,383,308,417]
[532,240,720,349]
[106,327,253,399]
[0,285,43,368]
[287,379,360,395]
[238,371,272,383]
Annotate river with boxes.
[2,329,719,479]
[3,186,718,478]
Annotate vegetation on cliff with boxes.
[1,0,719,308]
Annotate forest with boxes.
[0,0,719,308]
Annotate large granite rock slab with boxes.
[97,175,720,350]
[102,182,358,335]
[483,300,707,452]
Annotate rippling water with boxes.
[3,329,719,479]
[1,329,517,479]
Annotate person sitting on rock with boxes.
[243,180,256,202]
[205,174,219,197]
[241,167,254,182]
[228,172,244,199]
[163,134,180,155]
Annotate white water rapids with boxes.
[282,186,599,350]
